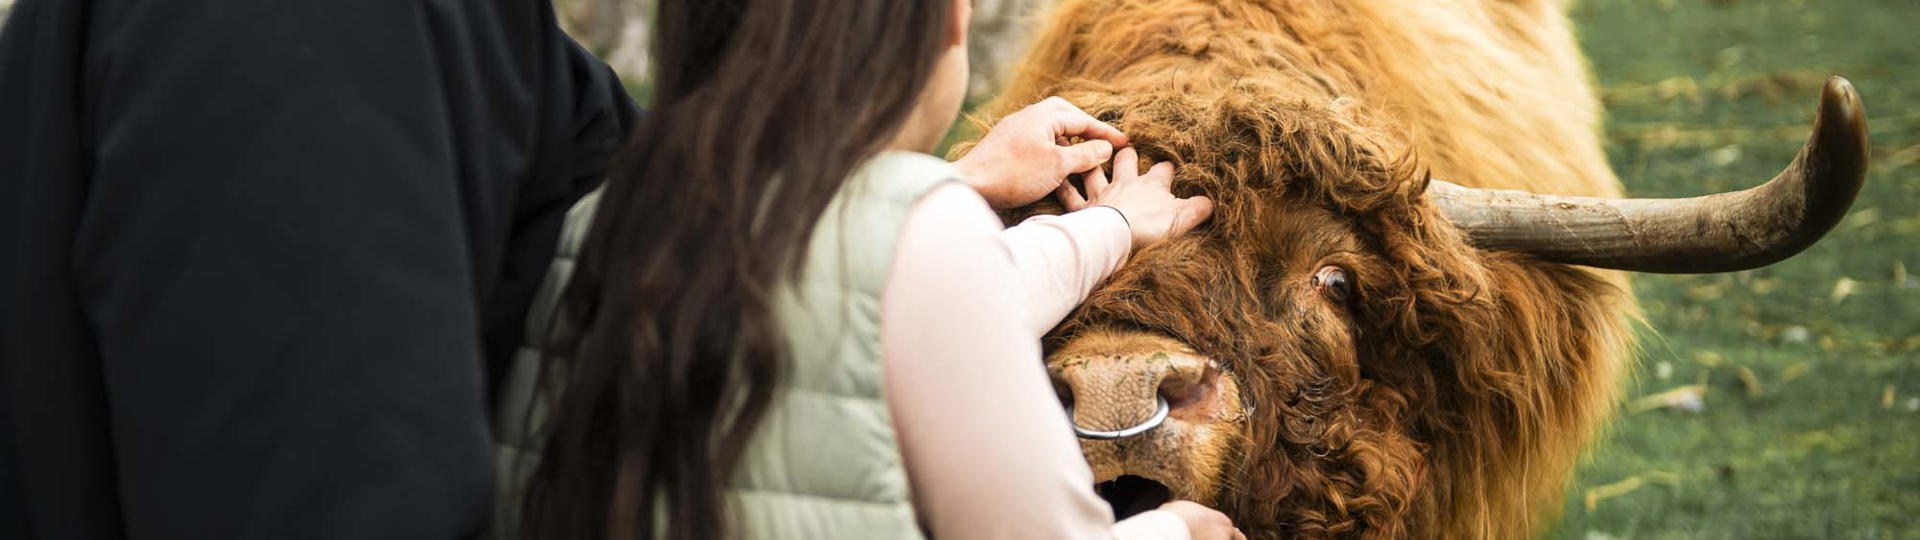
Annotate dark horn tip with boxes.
[1817,76,1868,150]
[1809,75,1870,197]
[1768,74,1871,270]
[1822,75,1856,107]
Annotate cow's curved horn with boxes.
[1427,76,1869,274]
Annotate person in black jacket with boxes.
[0,0,639,537]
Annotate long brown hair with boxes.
[522,1,953,539]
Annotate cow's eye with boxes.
[1312,265,1351,303]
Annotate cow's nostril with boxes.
[1158,358,1221,417]
[1049,343,1227,437]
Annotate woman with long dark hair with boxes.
[511,0,1241,538]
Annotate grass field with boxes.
[1550,0,1917,538]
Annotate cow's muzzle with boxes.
[1046,331,1247,508]
[1047,334,1235,440]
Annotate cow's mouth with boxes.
[1095,475,1173,519]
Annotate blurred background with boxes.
[1546,1,1915,538]
[499,0,1058,104]
[4,0,1909,537]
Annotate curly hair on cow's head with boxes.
[1081,89,1444,538]
[963,84,1633,538]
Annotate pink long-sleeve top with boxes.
[880,181,1191,540]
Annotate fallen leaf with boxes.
[1628,384,1707,414]
[1779,326,1811,345]
[1844,207,1880,230]
[1896,336,1920,355]
[1831,278,1859,304]
[1656,76,1700,100]
[1788,430,1845,453]
[1736,366,1763,397]
[1706,145,1742,167]
[1884,143,1920,172]
[1883,385,1896,409]
[1583,471,1682,511]
[1779,362,1810,383]
[1894,215,1920,236]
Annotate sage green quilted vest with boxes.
[495,151,957,539]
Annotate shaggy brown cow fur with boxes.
[956,0,1642,537]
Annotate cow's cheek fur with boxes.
[1176,421,1241,505]
[1223,333,1426,539]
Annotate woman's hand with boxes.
[1158,500,1247,540]
[952,97,1129,209]
[1059,147,1214,250]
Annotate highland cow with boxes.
[958,0,1870,538]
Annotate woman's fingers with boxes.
[1145,161,1175,188]
[1042,96,1129,149]
[1108,147,1173,190]
[1173,195,1216,236]
[951,96,1134,209]
[1112,147,1140,182]
[1059,139,1115,175]
[1082,164,1111,199]
[1157,500,1239,540]
[1056,181,1089,211]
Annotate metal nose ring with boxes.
[1066,396,1170,440]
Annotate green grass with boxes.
[1550,0,1919,538]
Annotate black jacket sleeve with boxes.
[2,0,638,535]
[482,35,641,400]
[71,1,498,537]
